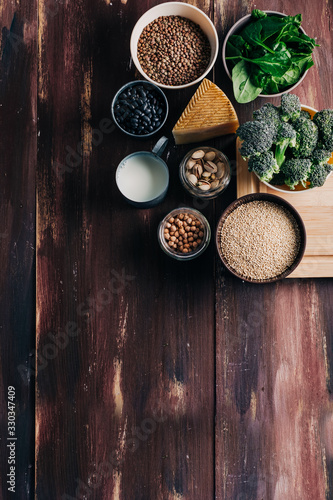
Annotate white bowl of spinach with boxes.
[222,9,319,103]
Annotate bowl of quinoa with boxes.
[130,2,219,89]
[216,193,306,282]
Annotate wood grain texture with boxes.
[215,0,333,499]
[0,1,36,498]
[0,0,329,498]
[36,1,215,499]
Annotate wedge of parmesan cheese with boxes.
[172,79,239,145]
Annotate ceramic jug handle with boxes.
[152,136,168,157]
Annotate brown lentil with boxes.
[163,212,205,253]
[220,201,301,280]
[137,16,211,86]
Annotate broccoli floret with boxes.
[274,122,297,167]
[270,171,287,186]
[308,162,333,188]
[300,110,312,120]
[280,158,312,189]
[312,148,332,165]
[280,93,301,122]
[253,103,281,141]
[312,109,333,150]
[237,121,275,158]
[248,151,279,182]
[325,163,333,174]
[292,116,318,158]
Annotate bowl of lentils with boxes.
[112,80,168,138]
[130,2,219,89]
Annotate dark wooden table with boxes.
[1,1,333,499]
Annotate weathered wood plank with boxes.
[215,0,333,498]
[0,1,37,498]
[36,1,215,498]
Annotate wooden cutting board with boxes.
[236,138,333,278]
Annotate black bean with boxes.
[115,84,165,135]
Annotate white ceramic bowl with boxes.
[222,11,309,98]
[130,2,219,90]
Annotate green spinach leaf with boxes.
[262,78,280,94]
[226,35,246,59]
[241,21,275,53]
[250,69,270,89]
[249,52,291,76]
[226,9,318,103]
[290,53,314,73]
[281,33,319,52]
[259,16,291,41]
[251,9,267,20]
[272,66,301,87]
[232,60,263,103]
[227,51,292,77]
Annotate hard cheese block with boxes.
[172,78,239,145]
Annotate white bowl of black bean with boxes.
[130,2,219,90]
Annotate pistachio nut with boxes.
[216,161,225,179]
[191,150,205,160]
[193,163,203,178]
[186,158,197,169]
[198,181,211,191]
[204,161,217,173]
[204,151,216,161]
[210,180,220,189]
[187,173,198,186]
